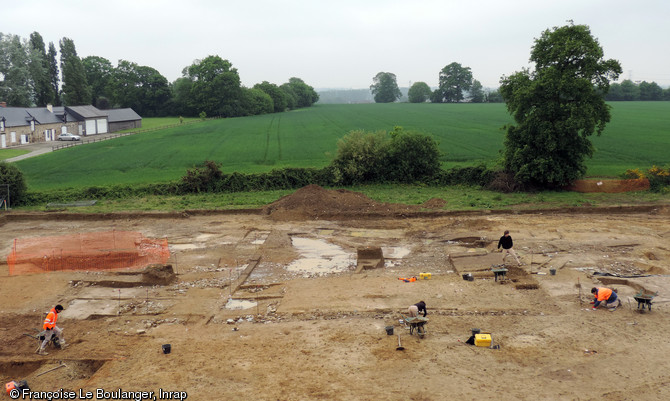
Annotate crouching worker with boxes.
[37,304,67,355]
[591,287,622,311]
[408,301,427,318]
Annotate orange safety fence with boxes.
[7,230,170,276]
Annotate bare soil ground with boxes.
[1,185,670,401]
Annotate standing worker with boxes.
[591,287,622,311]
[37,304,67,355]
[408,301,427,317]
[497,230,522,266]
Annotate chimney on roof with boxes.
[47,104,53,112]
[0,101,6,108]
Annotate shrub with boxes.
[181,161,223,193]
[330,130,391,185]
[387,128,441,183]
[622,168,645,179]
[0,162,27,206]
[646,165,670,191]
[330,127,442,185]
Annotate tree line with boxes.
[370,64,503,104]
[605,80,670,101]
[0,32,318,117]
[371,68,670,105]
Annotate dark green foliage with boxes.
[82,56,113,108]
[0,34,32,106]
[0,162,27,206]
[181,161,224,193]
[407,82,432,103]
[469,80,485,103]
[254,81,289,112]
[59,37,92,105]
[281,77,319,108]
[21,163,499,206]
[47,42,60,106]
[107,60,173,117]
[432,165,495,187]
[240,88,273,116]
[370,72,402,103]
[437,62,473,103]
[387,128,441,182]
[500,23,622,188]
[330,128,442,185]
[181,56,243,117]
[330,130,390,184]
[29,32,55,107]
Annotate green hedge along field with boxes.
[15,102,670,191]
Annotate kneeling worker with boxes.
[591,287,622,311]
[37,304,67,355]
[408,301,427,317]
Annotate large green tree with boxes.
[47,42,61,106]
[282,77,318,108]
[82,56,114,108]
[254,81,288,112]
[108,60,171,116]
[29,32,55,106]
[370,72,401,103]
[240,87,273,116]
[437,62,473,103]
[499,23,622,188]
[59,37,91,105]
[0,34,32,107]
[639,81,663,101]
[181,56,243,117]
[407,82,432,103]
[469,79,485,103]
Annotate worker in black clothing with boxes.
[497,230,521,266]
[408,301,427,317]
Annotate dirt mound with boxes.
[565,179,650,193]
[262,185,419,220]
[141,264,176,285]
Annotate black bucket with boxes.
[549,268,556,276]
[462,273,474,281]
[162,344,171,354]
[385,326,394,335]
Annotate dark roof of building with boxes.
[0,107,32,128]
[65,105,107,119]
[106,108,142,123]
[26,107,65,124]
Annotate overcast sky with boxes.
[3,0,669,89]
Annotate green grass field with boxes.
[14,102,670,191]
[0,148,30,161]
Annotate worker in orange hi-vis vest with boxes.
[591,287,622,311]
[37,304,67,355]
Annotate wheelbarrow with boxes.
[403,316,428,338]
[634,291,658,311]
[23,328,62,351]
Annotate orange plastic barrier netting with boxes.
[7,231,170,276]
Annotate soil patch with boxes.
[566,178,650,193]
[262,184,419,220]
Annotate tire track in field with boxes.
[262,115,282,164]
[275,114,282,161]
[262,116,275,164]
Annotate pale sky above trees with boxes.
[3,0,669,89]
